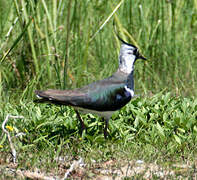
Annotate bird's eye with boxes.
[134,49,139,56]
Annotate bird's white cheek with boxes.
[124,56,135,73]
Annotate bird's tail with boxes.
[34,90,70,105]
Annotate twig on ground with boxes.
[1,115,24,164]
[13,132,26,138]
[62,158,83,179]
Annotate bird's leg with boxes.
[103,118,109,139]
[74,109,86,134]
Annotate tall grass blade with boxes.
[63,0,72,89]
[0,18,32,63]
[21,0,39,74]
[90,0,124,42]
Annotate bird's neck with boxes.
[126,70,134,90]
[116,68,134,90]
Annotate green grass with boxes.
[0,0,197,178]
[0,93,197,178]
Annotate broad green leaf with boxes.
[156,122,165,137]
[174,134,181,145]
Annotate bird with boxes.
[34,35,146,138]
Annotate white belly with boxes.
[75,107,114,120]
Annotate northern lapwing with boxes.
[35,36,146,138]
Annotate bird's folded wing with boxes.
[35,80,131,111]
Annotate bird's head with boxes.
[118,37,146,74]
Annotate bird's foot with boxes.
[104,118,109,139]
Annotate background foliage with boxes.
[0,0,196,100]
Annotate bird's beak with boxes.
[138,54,147,60]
